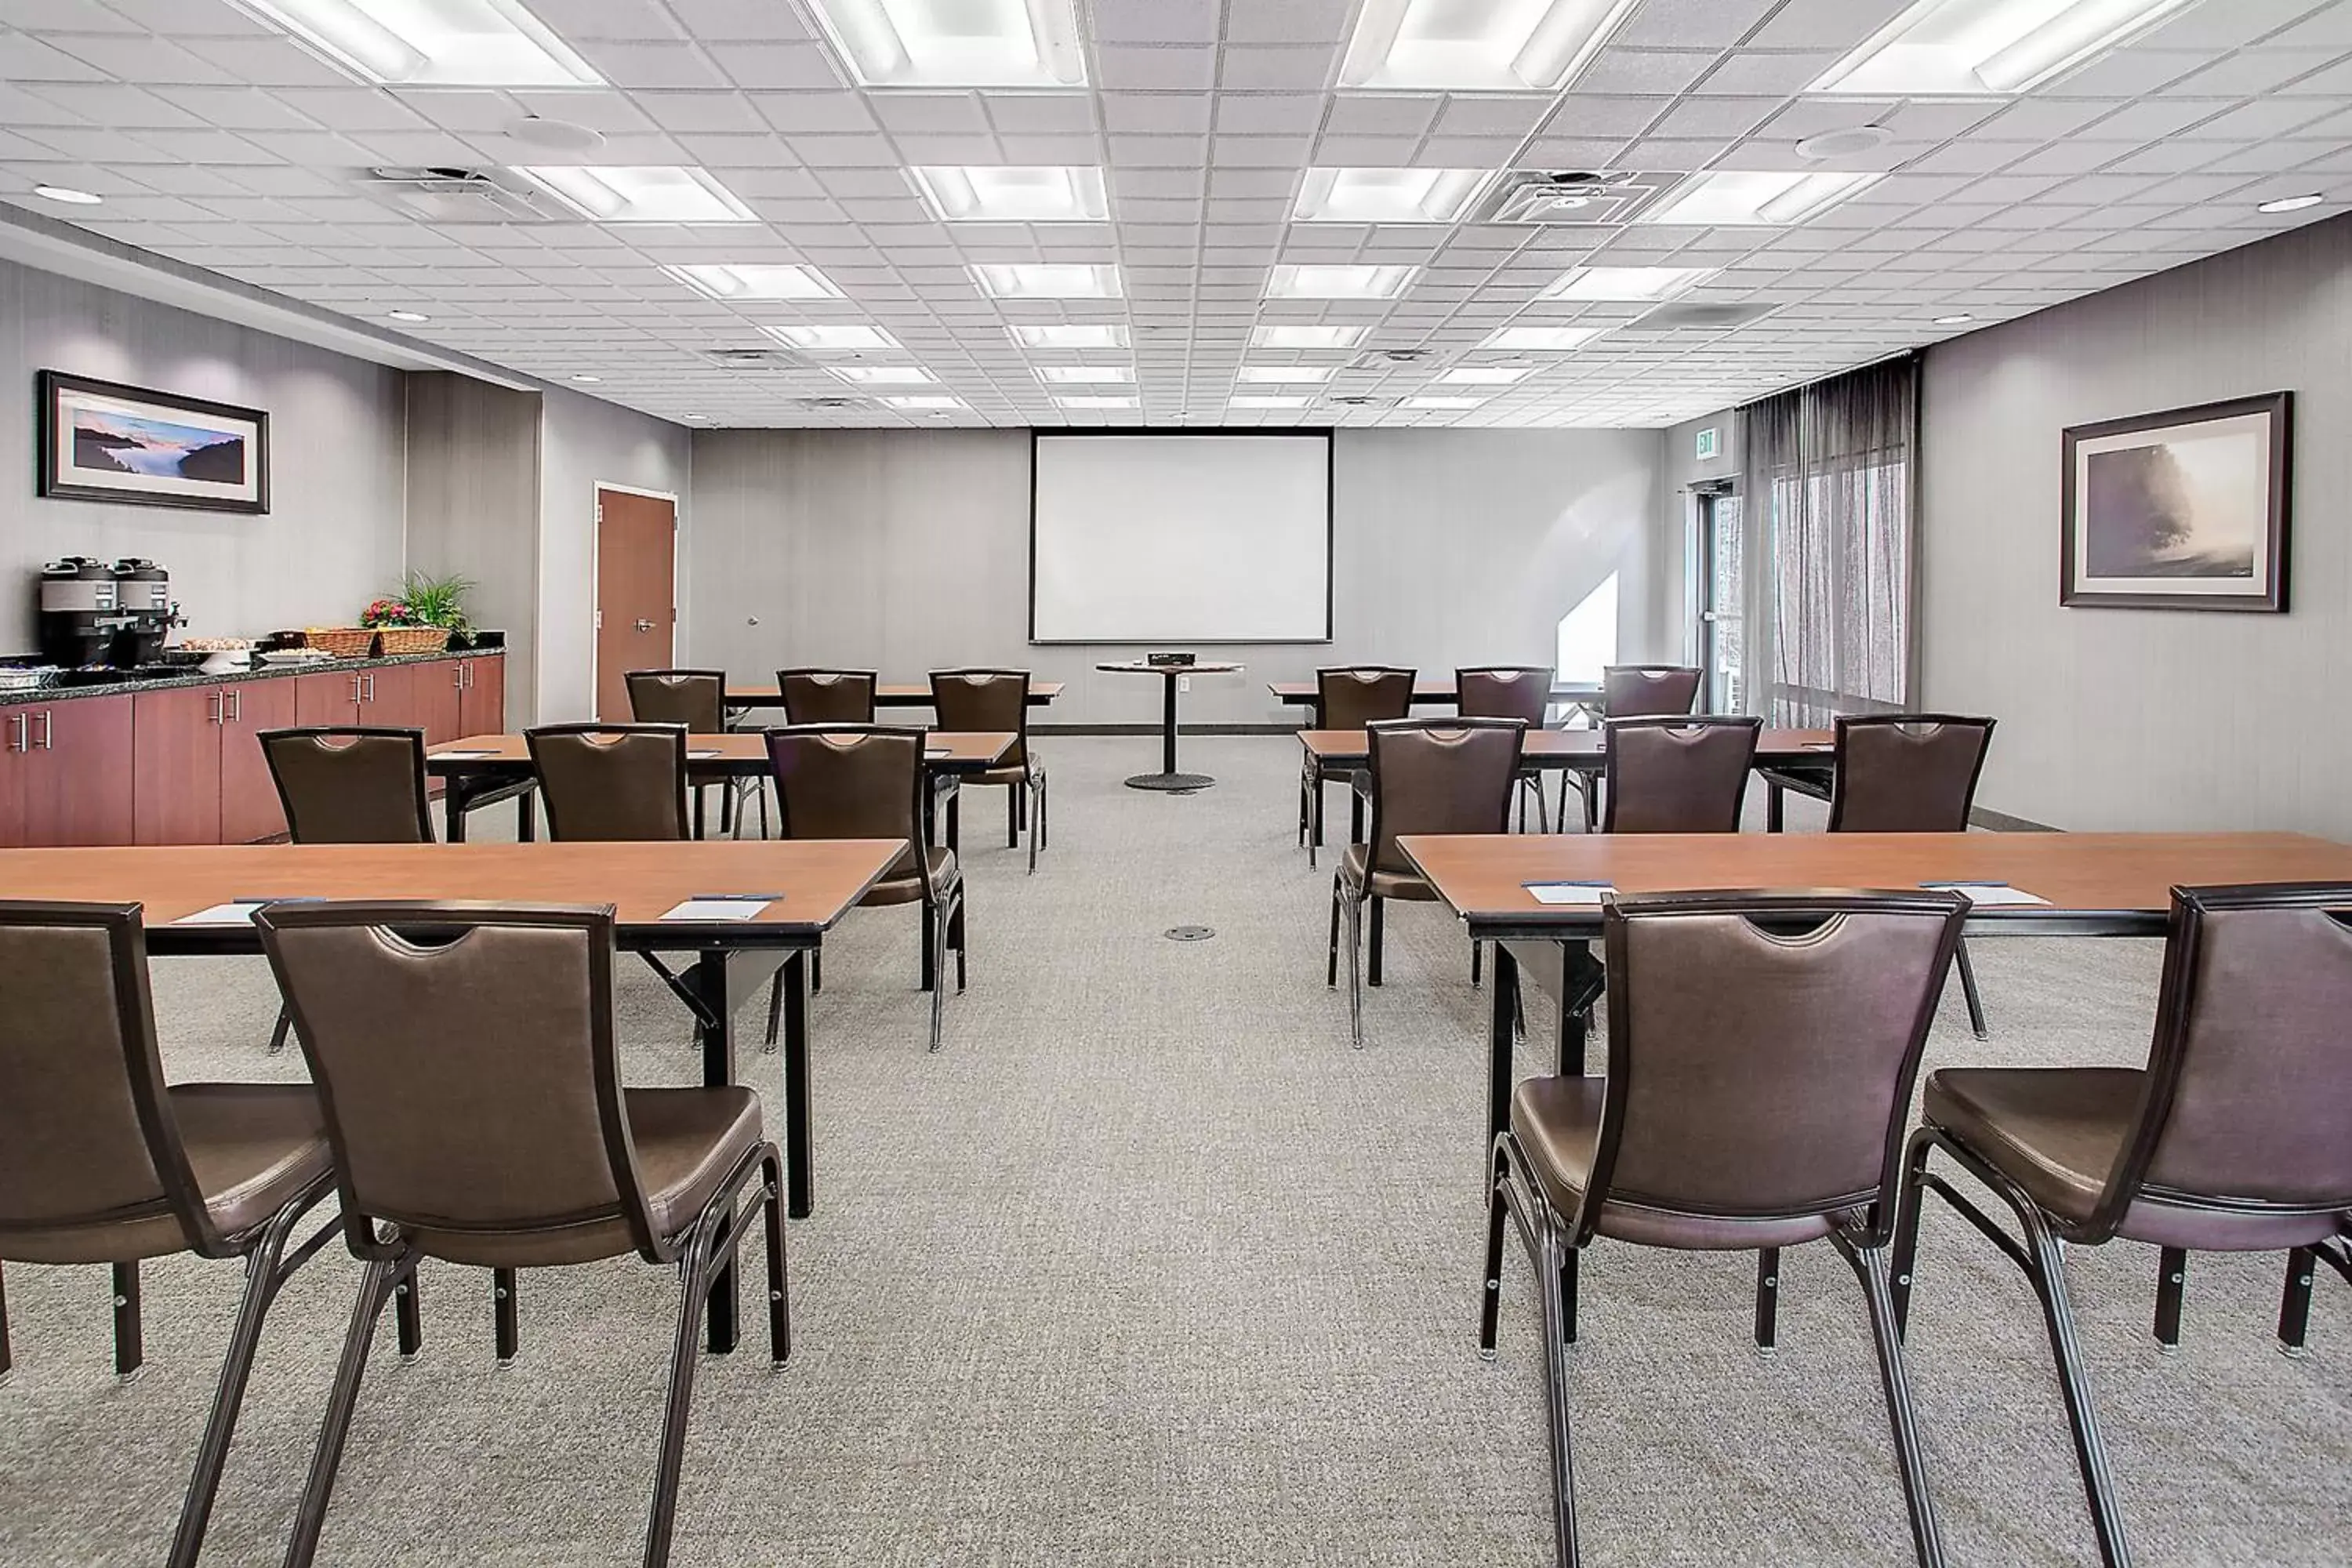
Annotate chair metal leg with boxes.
[394,1268,422,1359]
[1479,1143,1509,1359]
[927,912,947,1054]
[1471,938,1482,989]
[919,905,935,992]
[2154,1247,2187,1350]
[282,1251,408,1568]
[811,949,822,995]
[1367,896,1385,987]
[267,1006,292,1056]
[1006,783,1019,848]
[952,896,967,993]
[1309,778,1323,869]
[1954,941,1988,1039]
[760,1149,791,1365]
[0,1262,10,1381]
[1326,876,1342,989]
[494,1269,519,1363]
[1345,892,1365,1050]
[112,1261,142,1377]
[762,969,783,1055]
[1830,1229,1949,1568]
[645,1216,723,1568]
[2278,1247,2316,1355]
[1755,1248,1781,1355]
[1534,1224,1582,1568]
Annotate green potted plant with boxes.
[362,572,474,653]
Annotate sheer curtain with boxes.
[1737,354,1918,727]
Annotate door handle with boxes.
[634,618,655,633]
[365,673,376,702]
[456,662,466,689]
[226,688,240,724]
[209,691,223,726]
[350,673,362,705]
[33,710,52,751]
[5,713,23,753]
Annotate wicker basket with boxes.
[301,627,377,658]
[375,626,450,655]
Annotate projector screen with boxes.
[1030,432,1332,643]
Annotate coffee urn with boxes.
[37,557,121,668]
[107,558,174,666]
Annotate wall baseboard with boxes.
[1971,805,2056,832]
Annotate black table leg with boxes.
[1486,942,1517,1187]
[1768,781,1785,833]
[1163,672,1179,774]
[445,783,468,843]
[517,789,534,840]
[782,950,813,1219]
[692,948,740,1354]
[1126,670,1214,791]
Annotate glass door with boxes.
[1697,490,1743,712]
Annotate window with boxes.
[1555,572,1619,685]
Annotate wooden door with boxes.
[17,697,135,847]
[133,685,225,845]
[594,488,676,721]
[293,669,363,728]
[416,657,465,746]
[459,654,506,736]
[219,676,296,844]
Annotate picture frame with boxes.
[36,370,270,515]
[2060,391,2288,612]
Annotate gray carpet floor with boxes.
[2,736,2346,1566]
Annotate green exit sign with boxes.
[1694,426,1720,460]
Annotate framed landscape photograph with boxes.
[37,371,270,514]
[2060,392,2289,612]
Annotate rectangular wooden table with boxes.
[1396,829,2352,1184]
[1270,680,1602,717]
[724,681,1064,717]
[1299,727,1834,774]
[428,731,1016,843]
[0,837,905,1339]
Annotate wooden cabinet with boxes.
[358,660,417,731]
[457,654,505,736]
[133,685,230,846]
[293,669,364,728]
[0,696,135,847]
[416,656,465,746]
[219,675,295,844]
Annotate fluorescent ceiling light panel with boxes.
[231,0,601,85]
[1541,265,1716,302]
[1406,395,1487,409]
[1237,366,1335,384]
[1036,366,1133,383]
[1231,396,1310,408]
[886,394,964,409]
[1055,395,1137,408]
[1250,325,1367,349]
[1643,170,1881,227]
[1341,0,1643,92]
[1809,0,2197,96]
[519,167,757,223]
[663,263,842,301]
[831,366,937,384]
[807,0,1085,88]
[1437,366,1531,384]
[1265,264,1418,299]
[911,165,1107,222]
[1008,324,1127,348]
[761,324,899,352]
[1480,325,1602,350]
[971,263,1122,299]
[1292,167,1494,223]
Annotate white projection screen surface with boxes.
[1030,433,1332,643]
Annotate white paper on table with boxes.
[687,749,723,760]
[174,900,268,926]
[924,747,953,758]
[1921,881,2050,907]
[660,897,774,923]
[434,750,498,760]
[1525,881,1613,907]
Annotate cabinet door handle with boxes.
[226,688,241,724]
[209,691,223,727]
[455,662,466,689]
[8,713,25,753]
[365,673,376,702]
[36,710,51,750]
[350,673,362,705]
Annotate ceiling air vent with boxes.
[1482,171,1659,225]
[1621,303,1778,332]
[794,396,862,409]
[704,348,811,370]
[357,166,555,223]
[1350,348,1432,368]
[1327,395,1394,407]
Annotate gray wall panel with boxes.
[405,373,540,722]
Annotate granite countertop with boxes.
[0,647,503,707]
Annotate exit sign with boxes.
[1694,426,1720,460]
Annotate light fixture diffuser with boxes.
[971,263,1122,299]
[1341,0,1643,91]
[1036,366,1133,384]
[1237,366,1336,384]
[2259,194,2324,213]
[912,165,1108,222]
[1541,265,1716,302]
[1642,170,1881,227]
[230,0,602,87]
[1265,264,1418,299]
[663,263,844,300]
[32,185,103,205]
[886,394,964,409]
[1479,325,1602,350]
[1231,396,1310,409]
[1008,324,1128,348]
[1809,0,2198,96]
[761,323,899,351]
[831,366,937,385]
[807,0,1086,88]
[520,167,757,223]
[1437,366,1530,385]
[1250,325,1367,349]
[1292,167,1494,223]
[1056,395,1138,409]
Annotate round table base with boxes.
[1125,771,1216,792]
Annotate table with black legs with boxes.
[1098,660,1244,791]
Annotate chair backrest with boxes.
[1455,666,1552,725]
[260,727,434,844]
[1316,666,1417,731]
[1828,714,1997,833]
[624,669,724,735]
[0,902,220,1257]
[929,670,1029,768]
[1584,891,1968,1244]
[2083,884,2352,1233]
[526,724,689,841]
[1364,719,1526,880]
[255,902,667,1261]
[764,725,924,882]
[1602,664,1702,718]
[1602,717,1762,833]
[777,668,878,726]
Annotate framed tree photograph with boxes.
[37,371,270,514]
[2060,391,2289,612]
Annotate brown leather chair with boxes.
[1457,666,1555,833]
[253,901,786,1568]
[1485,890,1967,1568]
[1327,718,1523,1049]
[1828,714,1999,1039]
[929,669,1047,874]
[1600,715,1761,833]
[777,667,879,725]
[1893,883,2352,1568]
[528,723,692,842]
[766,725,966,1053]
[1301,665,1417,867]
[626,669,763,839]
[1563,666,1707,828]
[0,901,336,1568]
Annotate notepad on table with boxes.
[1802,741,1836,751]
[1523,880,1613,907]
[173,897,314,926]
[434,750,497,760]
[1921,881,2049,908]
[660,895,778,923]
[687,749,723,760]
[924,747,952,758]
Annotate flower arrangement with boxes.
[362,572,474,635]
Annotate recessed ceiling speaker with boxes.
[1794,125,1893,161]
[505,114,606,152]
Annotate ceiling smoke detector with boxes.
[1483,171,1657,225]
[1794,125,1893,161]
[504,114,605,152]
[358,165,555,223]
